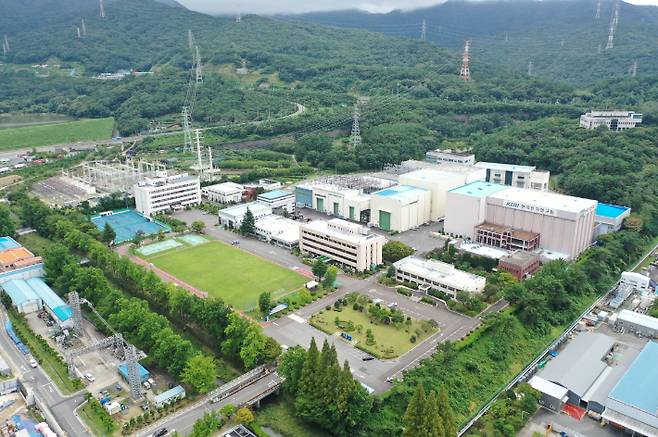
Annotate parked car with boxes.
[387,302,398,309]
[85,373,95,382]
[362,355,375,361]
[29,358,38,368]
[231,240,240,245]
[153,427,168,437]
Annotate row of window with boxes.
[300,239,358,266]
[300,229,359,251]
[396,271,461,294]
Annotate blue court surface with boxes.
[177,234,208,246]
[596,203,630,219]
[91,209,170,243]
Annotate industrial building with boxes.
[498,251,541,280]
[594,203,631,239]
[118,363,150,383]
[424,149,476,166]
[299,218,386,272]
[474,222,541,252]
[134,173,201,217]
[370,185,431,232]
[66,159,167,195]
[444,181,509,239]
[256,190,295,214]
[255,215,301,249]
[620,271,653,292]
[154,385,185,408]
[1,278,73,327]
[0,244,42,273]
[219,202,272,228]
[580,110,643,131]
[398,167,485,220]
[613,310,658,338]
[393,257,486,297]
[1,279,42,313]
[202,182,244,204]
[244,179,282,192]
[474,162,550,191]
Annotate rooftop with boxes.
[203,182,244,194]
[458,242,510,260]
[400,167,479,182]
[609,341,658,417]
[257,189,293,200]
[617,310,658,332]
[374,185,429,199]
[596,203,631,219]
[499,251,541,268]
[154,385,185,403]
[255,215,301,244]
[219,201,272,218]
[428,149,475,157]
[0,248,36,265]
[27,278,72,322]
[393,257,486,292]
[223,424,257,437]
[448,181,509,198]
[476,222,540,241]
[0,236,21,251]
[1,279,41,306]
[475,161,536,173]
[301,218,383,244]
[488,187,597,214]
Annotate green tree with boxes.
[239,208,255,235]
[322,266,338,289]
[312,259,328,280]
[426,391,446,437]
[403,383,430,437]
[219,403,236,419]
[258,291,272,317]
[0,205,16,237]
[279,346,307,395]
[382,241,414,263]
[102,222,116,244]
[235,407,254,425]
[181,354,217,394]
[295,337,321,419]
[386,264,396,278]
[132,230,145,246]
[191,220,205,234]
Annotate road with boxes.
[0,308,91,437]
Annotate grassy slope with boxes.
[145,241,307,310]
[0,117,114,151]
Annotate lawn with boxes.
[144,241,307,310]
[78,398,118,437]
[18,233,55,256]
[0,117,114,151]
[310,302,438,359]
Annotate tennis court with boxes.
[91,209,170,243]
[177,234,208,246]
[137,239,182,256]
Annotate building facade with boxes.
[444,182,509,239]
[295,182,372,222]
[370,185,431,232]
[219,202,272,228]
[580,111,643,131]
[498,251,541,280]
[254,215,301,249]
[475,162,550,191]
[594,203,631,239]
[424,149,476,166]
[393,257,486,297]
[299,219,386,272]
[256,189,295,214]
[134,174,201,217]
[202,182,244,204]
[474,222,540,251]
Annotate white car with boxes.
[85,373,95,382]
[29,358,38,368]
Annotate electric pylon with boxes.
[459,39,471,81]
[68,291,84,336]
[595,0,601,19]
[99,0,105,18]
[236,13,242,23]
[195,45,203,84]
[3,35,9,53]
[630,60,637,77]
[76,27,81,39]
[195,129,204,176]
[605,12,615,49]
[350,103,361,148]
[421,19,427,41]
[527,61,533,77]
[125,345,142,400]
[81,19,87,36]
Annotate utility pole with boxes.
[350,102,361,148]
[631,60,637,77]
[76,27,81,39]
[188,29,193,49]
[81,18,87,36]
[420,19,426,41]
[195,129,203,177]
[595,0,601,19]
[459,39,471,81]
[3,35,9,53]
[605,9,615,49]
[236,13,241,23]
[527,61,533,77]
[99,0,105,18]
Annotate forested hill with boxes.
[292,0,658,84]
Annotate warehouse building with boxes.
[474,162,550,191]
[202,182,244,204]
[154,385,185,408]
[424,149,476,166]
[398,167,485,220]
[256,190,295,215]
[299,218,386,272]
[219,202,272,228]
[498,251,541,280]
[370,185,431,232]
[134,173,201,217]
[1,279,43,314]
[580,110,643,131]
[393,257,486,297]
[118,363,150,383]
[444,182,509,239]
[620,271,653,292]
[255,215,301,249]
[613,310,658,338]
[0,278,72,327]
[594,203,631,239]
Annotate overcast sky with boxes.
[176,0,658,15]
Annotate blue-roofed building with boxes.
[604,341,658,436]
[118,363,150,383]
[26,278,73,328]
[257,189,295,215]
[154,385,186,408]
[0,279,42,314]
[0,237,21,251]
[594,203,631,239]
[370,185,432,232]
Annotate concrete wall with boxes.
[444,192,487,239]
[399,172,466,220]
[370,191,431,232]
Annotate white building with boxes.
[255,215,301,249]
[393,257,486,297]
[580,111,642,131]
[295,182,371,222]
[256,190,295,214]
[445,182,509,240]
[244,179,282,191]
[399,167,485,220]
[202,182,244,204]
[620,271,652,292]
[299,218,386,272]
[425,149,476,166]
[219,202,272,228]
[474,162,550,191]
[370,185,431,232]
[134,173,201,217]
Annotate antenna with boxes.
[459,39,471,81]
[81,19,87,36]
[420,19,427,41]
[350,102,361,148]
[527,61,533,77]
[99,0,105,18]
[76,27,81,39]
[595,0,601,19]
[236,13,241,23]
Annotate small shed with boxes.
[154,385,185,408]
[118,363,150,383]
[104,401,121,415]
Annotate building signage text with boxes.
[503,200,557,217]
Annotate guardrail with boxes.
[209,365,269,403]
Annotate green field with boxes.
[0,117,114,151]
[145,241,307,310]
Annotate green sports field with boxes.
[0,117,114,151]
[145,240,307,310]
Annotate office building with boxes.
[202,182,244,204]
[255,215,301,249]
[244,179,282,192]
[580,110,643,131]
[425,149,476,166]
[399,167,485,220]
[134,173,201,217]
[475,162,550,191]
[370,185,431,232]
[498,251,541,280]
[299,218,386,272]
[257,190,295,214]
[393,257,486,297]
[219,202,272,228]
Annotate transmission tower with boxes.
[195,129,204,176]
[195,45,203,84]
[188,29,193,49]
[459,39,471,81]
[613,2,619,28]
[1,42,6,56]
[527,61,533,77]
[595,0,601,19]
[605,12,615,49]
[236,13,242,23]
[76,27,81,39]
[630,60,637,77]
[420,19,427,41]
[3,35,9,53]
[598,43,602,54]
[68,291,84,335]
[99,0,105,18]
[125,344,142,400]
[350,103,361,148]
[182,107,193,152]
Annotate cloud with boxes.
[176,0,448,15]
